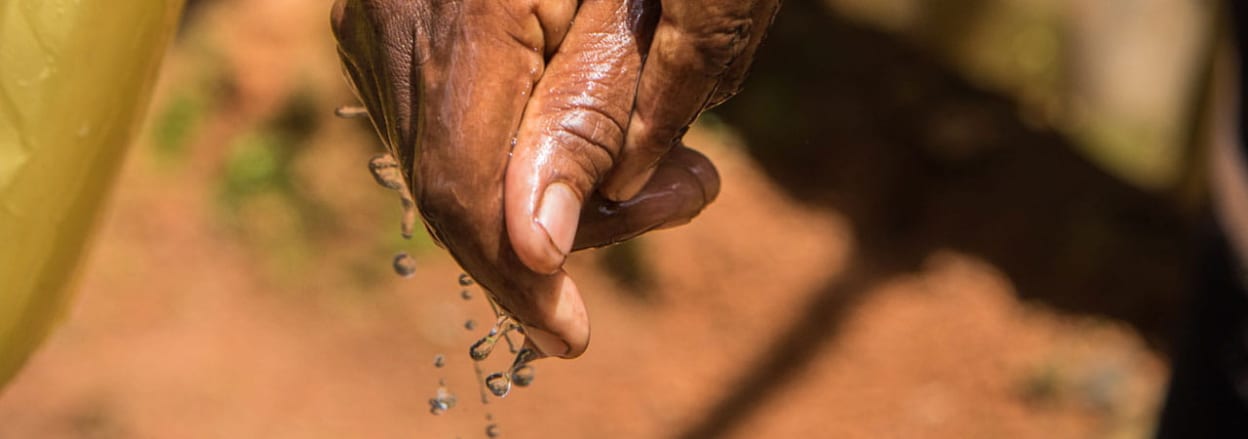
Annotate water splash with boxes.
[428,384,457,415]
[508,348,538,388]
[367,154,404,191]
[481,347,540,399]
[392,252,417,278]
[469,316,519,361]
[367,153,417,240]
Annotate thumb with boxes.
[504,0,650,274]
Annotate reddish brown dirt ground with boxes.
[0,1,1167,438]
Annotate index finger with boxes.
[598,0,779,201]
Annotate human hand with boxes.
[596,0,781,201]
[331,0,720,359]
[504,0,780,270]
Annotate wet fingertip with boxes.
[680,148,721,203]
[524,326,571,359]
[524,275,589,359]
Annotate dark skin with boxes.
[331,0,778,359]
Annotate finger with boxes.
[705,0,781,108]
[573,145,720,249]
[599,0,766,201]
[517,145,723,359]
[505,0,648,274]
[518,272,590,359]
[331,0,422,169]
[408,2,590,358]
[333,0,590,358]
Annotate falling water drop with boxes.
[334,105,369,119]
[510,365,535,387]
[470,336,497,362]
[392,253,417,278]
[399,195,416,240]
[485,372,512,398]
[486,424,501,438]
[368,154,419,240]
[428,386,457,415]
[367,154,404,191]
[508,348,538,387]
[433,354,445,368]
[458,273,475,286]
[465,320,476,331]
[469,317,518,361]
[460,289,473,301]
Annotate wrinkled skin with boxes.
[331,0,777,359]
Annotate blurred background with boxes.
[0,0,1223,437]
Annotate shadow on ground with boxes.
[680,1,1200,437]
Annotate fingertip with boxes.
[670,146,721,203]
[524,275,589,359]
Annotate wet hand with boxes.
[331,0,719,359]
[595,0,781,201]
[504,0,781,303]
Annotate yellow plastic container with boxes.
[0,0,184,386]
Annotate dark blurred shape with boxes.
[681,0,1199,437]
[178,0,214,33]
[1155,4,1248,436]
[1156,224,1248,438]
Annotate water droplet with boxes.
[470,336,497,362]
[465,320,476,331]
[469,317,519,361]
[335,105,369,119]
[460,289,473,301]
[485,372,512,398]
[367,154,404,191]
[433,354,445,368]
[507,348,538,387]
[428,386,457,415]
[399,195,416,240]
[512,348,538,367]
[392,253,417,278]
[510,365,535,387]
[504,335,520,354]
[486,424,501,438]
[458,273,475,286]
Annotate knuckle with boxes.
[550,106,625,179]
[668,15,753,75]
